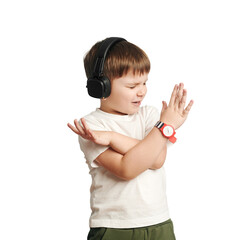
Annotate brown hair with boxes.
[84,39,150,81]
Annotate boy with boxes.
[68,37,193,240]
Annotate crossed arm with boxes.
[69,119,167,171]
[109,131,167,170]
[68,119,168,179]
[68,83,193,180]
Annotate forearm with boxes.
[149,144,167,169]
[119,127,168,179]
[109,132,140,155]
[110,131,167,170]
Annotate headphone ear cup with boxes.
[100,76,111,98]
[87,76,111,98]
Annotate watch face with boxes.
[163,126,174,137]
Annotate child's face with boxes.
[100,71,148,115]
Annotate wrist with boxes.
[155,121,177,143]
[159,118,176,130]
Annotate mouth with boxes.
[132,101,141,107]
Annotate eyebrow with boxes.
[127,79,148,85]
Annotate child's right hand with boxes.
[160,83,194,129]
[67,118,112,146]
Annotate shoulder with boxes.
[78,110,109,168]
[81,109,106,131]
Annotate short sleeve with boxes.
[78,116,109,168]
[144,105,160,137]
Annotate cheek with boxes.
[144,86,147,94]
[112,87,131,99]
[109,89,128,105]
[117,92,132,104]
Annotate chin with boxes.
[126,108,140,115]
[116,106,140,115]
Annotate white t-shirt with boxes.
[78,105,170,228]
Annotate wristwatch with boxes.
[155,121,177,143]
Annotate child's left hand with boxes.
[67,118,112,146]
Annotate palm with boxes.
[160,83,193,129]
[67,119,111,146]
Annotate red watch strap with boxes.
[155,121,177,143]
[169,135,177,143]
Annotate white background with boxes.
[1,0,240,239]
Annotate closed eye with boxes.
[127,81,147,89]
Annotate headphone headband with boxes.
[93,37,126,78]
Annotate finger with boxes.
[161,101,167,112]
[179,89,187,111]
[74,119,85,135]
[169,84,178,107]
[175,83,184,107]
[67,123,81,135]
[183,100,194,117]
[81,118,92,136]
[88,128,95,139]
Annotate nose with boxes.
[137,85,147,97]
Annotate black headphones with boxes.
[86,37,126,99]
